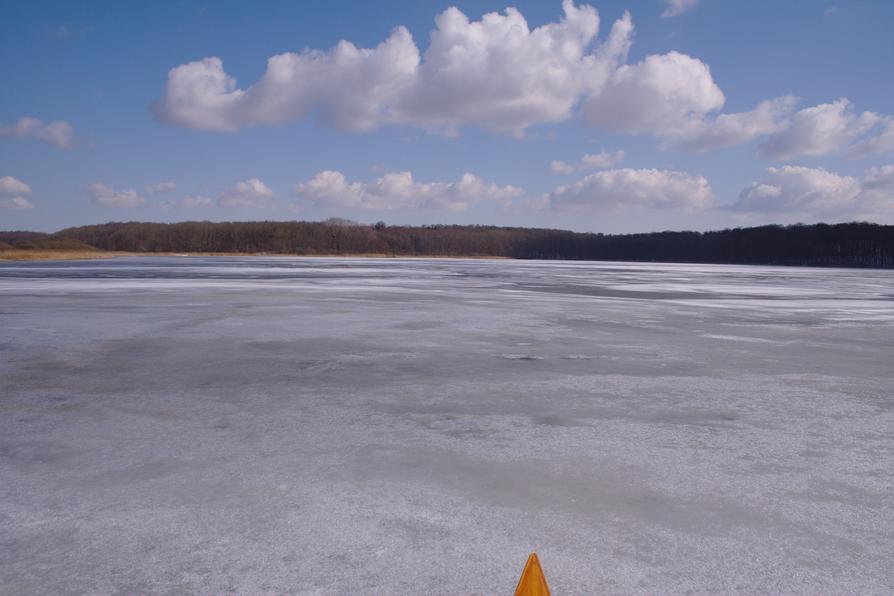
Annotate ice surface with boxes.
[1,257,893,594]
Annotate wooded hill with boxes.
[2,220,893,268]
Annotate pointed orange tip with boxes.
[514,552,551,596]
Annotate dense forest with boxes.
[2,220,893,268]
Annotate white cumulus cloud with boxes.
[548,168,714,212]
[390,1,614,136]
[661,0,700,18]
[0,196,35,210]
[853,120,894,157]
[658,96,893,157]
[551,150,624,173]
[550,161,576,175]
[89,182,144,208]
[150,0,889,160]
[667,96,797,153]
[152,27,419,133]
[146,181,177,195]
[733,164,894,222]
[219,178,274,208]
[152,2,638,137]
[862,164,894,190]
[292,171,522,211]
[581,51,725,137]
[0,176,32,196]
[759,98,894,160]
[0,117,75,149]
[0,176,34,210]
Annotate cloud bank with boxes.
[292,171,522,211]
[89,183,144,208]
[581,50,724,136]
[153,2,659,137]
[0,196,34,210]
[0,117,75,149]
[0,176,34,210]
[151,1,894,163]
[734,164,894,222]
[0,176,32,196]
[146,181,177,195]
[219,178,274,208]
[551,150,625,174]
[758,98,894,160]
[548,168,714,212]
[667,96,797,153]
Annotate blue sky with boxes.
[1,0,893,232]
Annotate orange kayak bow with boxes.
[514,553,550,596]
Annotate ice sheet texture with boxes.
[1,257,893,594]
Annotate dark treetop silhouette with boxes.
[2,221,892,268]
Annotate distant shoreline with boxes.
[3,221,892,268]
[0,250,510,262]
[0,249,126,262]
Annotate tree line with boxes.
[2,220,893,268]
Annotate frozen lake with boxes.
[1,256,893,595]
